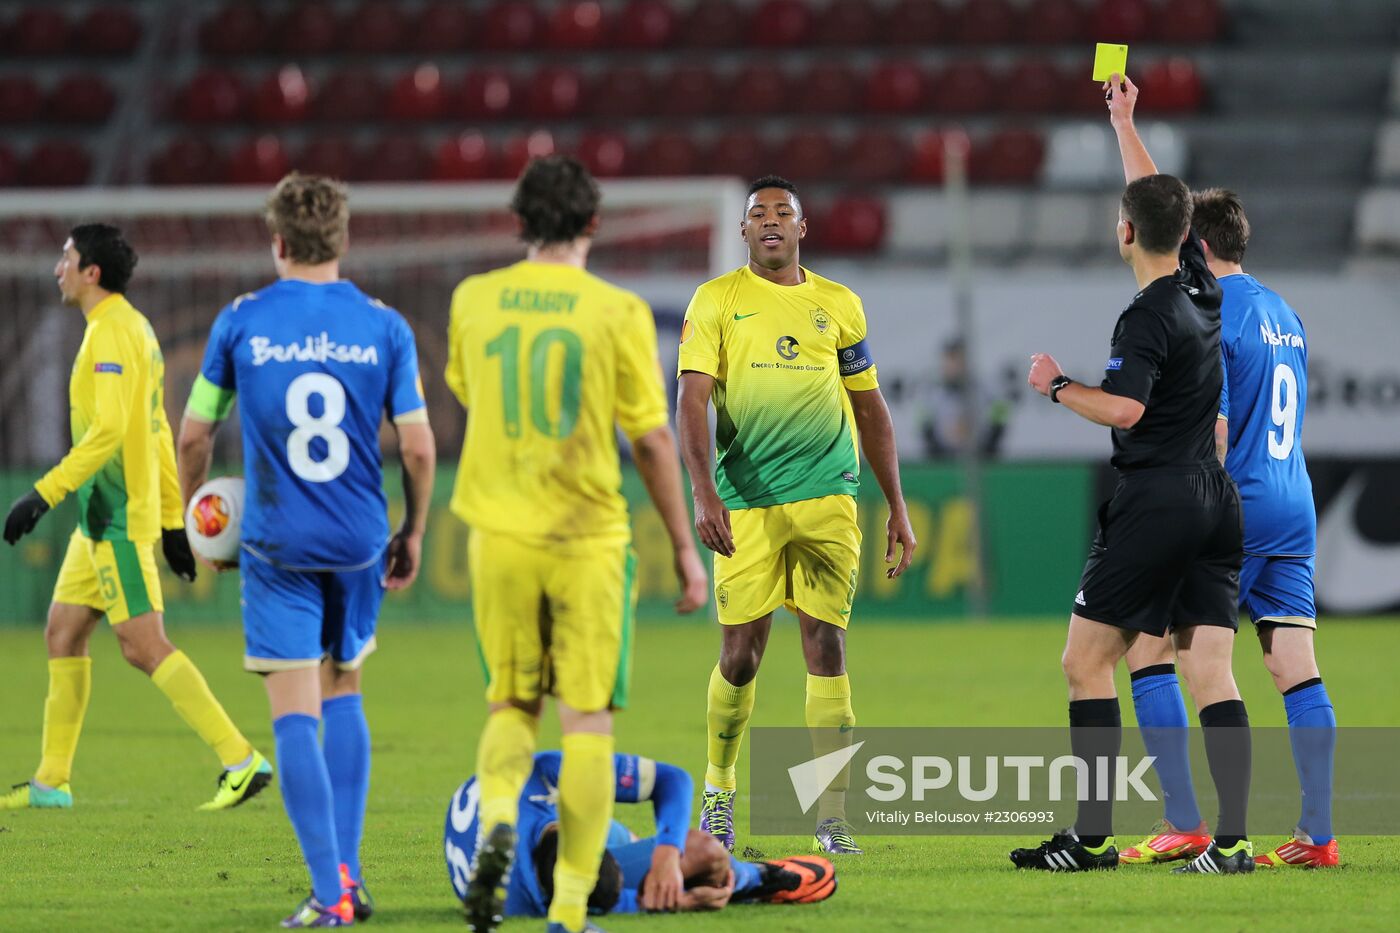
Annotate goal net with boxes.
[0,178,747,467]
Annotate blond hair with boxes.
[265,172,349,264]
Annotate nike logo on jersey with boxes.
[1316,475,1400,612]
[735,312,760,320]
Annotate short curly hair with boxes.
[265,172,349,265]
[511,155,601,245]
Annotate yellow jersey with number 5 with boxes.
[445,261,670,544]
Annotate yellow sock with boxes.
[806,672,855,821]
[475,706,539,832]
[150,650,252,768]
[705,665,755,791]
[36,657,92,787]
[547,731,615,932]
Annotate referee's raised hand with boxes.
[1104,72,1138,127]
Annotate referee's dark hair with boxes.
[69,223,138,294]
[511,155,601,246]
[1121,174,1193,256]
[1191,187,1251,263]
[748,175,802,216]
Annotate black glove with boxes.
[162,527,198,582]
[4,488,50,545]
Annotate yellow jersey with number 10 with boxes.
[677,264,879,510]
[445,260,670,544]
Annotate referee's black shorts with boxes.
[1073,464,1243,637]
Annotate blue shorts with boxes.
[1240,554,1316,629]
[240,551,386,672]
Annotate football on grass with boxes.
[185,476,244,565]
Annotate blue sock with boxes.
[1283,678,1335,845]
[274,713,342,906]
[730,856,761,895]
[1131,665,1202,830]
[321,694,371,882]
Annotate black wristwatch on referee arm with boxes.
[1049,374,1074,403]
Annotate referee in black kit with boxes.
[1009,74,1253,876]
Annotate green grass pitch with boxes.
[2,618,1398,931]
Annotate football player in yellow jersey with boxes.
[678,177,917,856]
[1,224,270,812]
[445,155,708,933]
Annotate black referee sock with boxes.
[1068,698,1121,845]
[1199,699,1251,845]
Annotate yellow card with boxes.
[1092,43,1129,82]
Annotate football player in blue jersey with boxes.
[1105,78,1338,871]
[178,173,437,926]
[444,751,836,927]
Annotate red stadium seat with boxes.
[548,1,607,49]
[200,3,269,56]
[590,67,655,119]
[684,1,743,48]
[482,1,541,51]
[344,0,410,54]
[576,131,630,177]
[955,0,1017,44]
[49,75,117,124]
[526,67,584,120]
[23,141,90,187]
[11,9,69,55]
[296,136,356,180]
[844,129,910,183]
[252,66,311,124]
[705,130,772,179]
[612,0,676,49]
[77,5,142,56]
[971,128,1045,185]
[636,131,701,176]
[358,135,427,181]
[1021,0,1086,44]
[150,137,227,185]
[181,69,247,124]
[414,2,473,52]
[1154,0,1223,43]
[750,0,812,48]
[315,69,385,123]
[780,129,839,183]
[909,129,952,183]
[1141,58,1205,113]
[1003,60,1068,114]
[930,61,993,114]
[813,0,880,46]
[865,62,926,114]
[659,66,720,116]
[883,0,949,46]
[278,1,341,56]
[0,144,18,187]
[457,69,517,120]
[499,130,557,179]
[821,196,886,253]
[388,64,447,122]
[0,76,43,123]
[433,131,495,180]
[1090,0,1151,43]
[793,63,859,116]
[228,135,292,185]
[725,64,791,116]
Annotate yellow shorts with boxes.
[715,494,861,628]
[51,529,164,624]
[469,529,637,712]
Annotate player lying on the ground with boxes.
[445,751,836,925]
[2,223,270,814]
[1107,74,1338,872]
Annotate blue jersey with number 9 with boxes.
[197,279,426,570]
[1218,274,1314,557]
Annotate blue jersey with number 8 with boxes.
[1218,274,1314,557]
[197,279,426,570]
